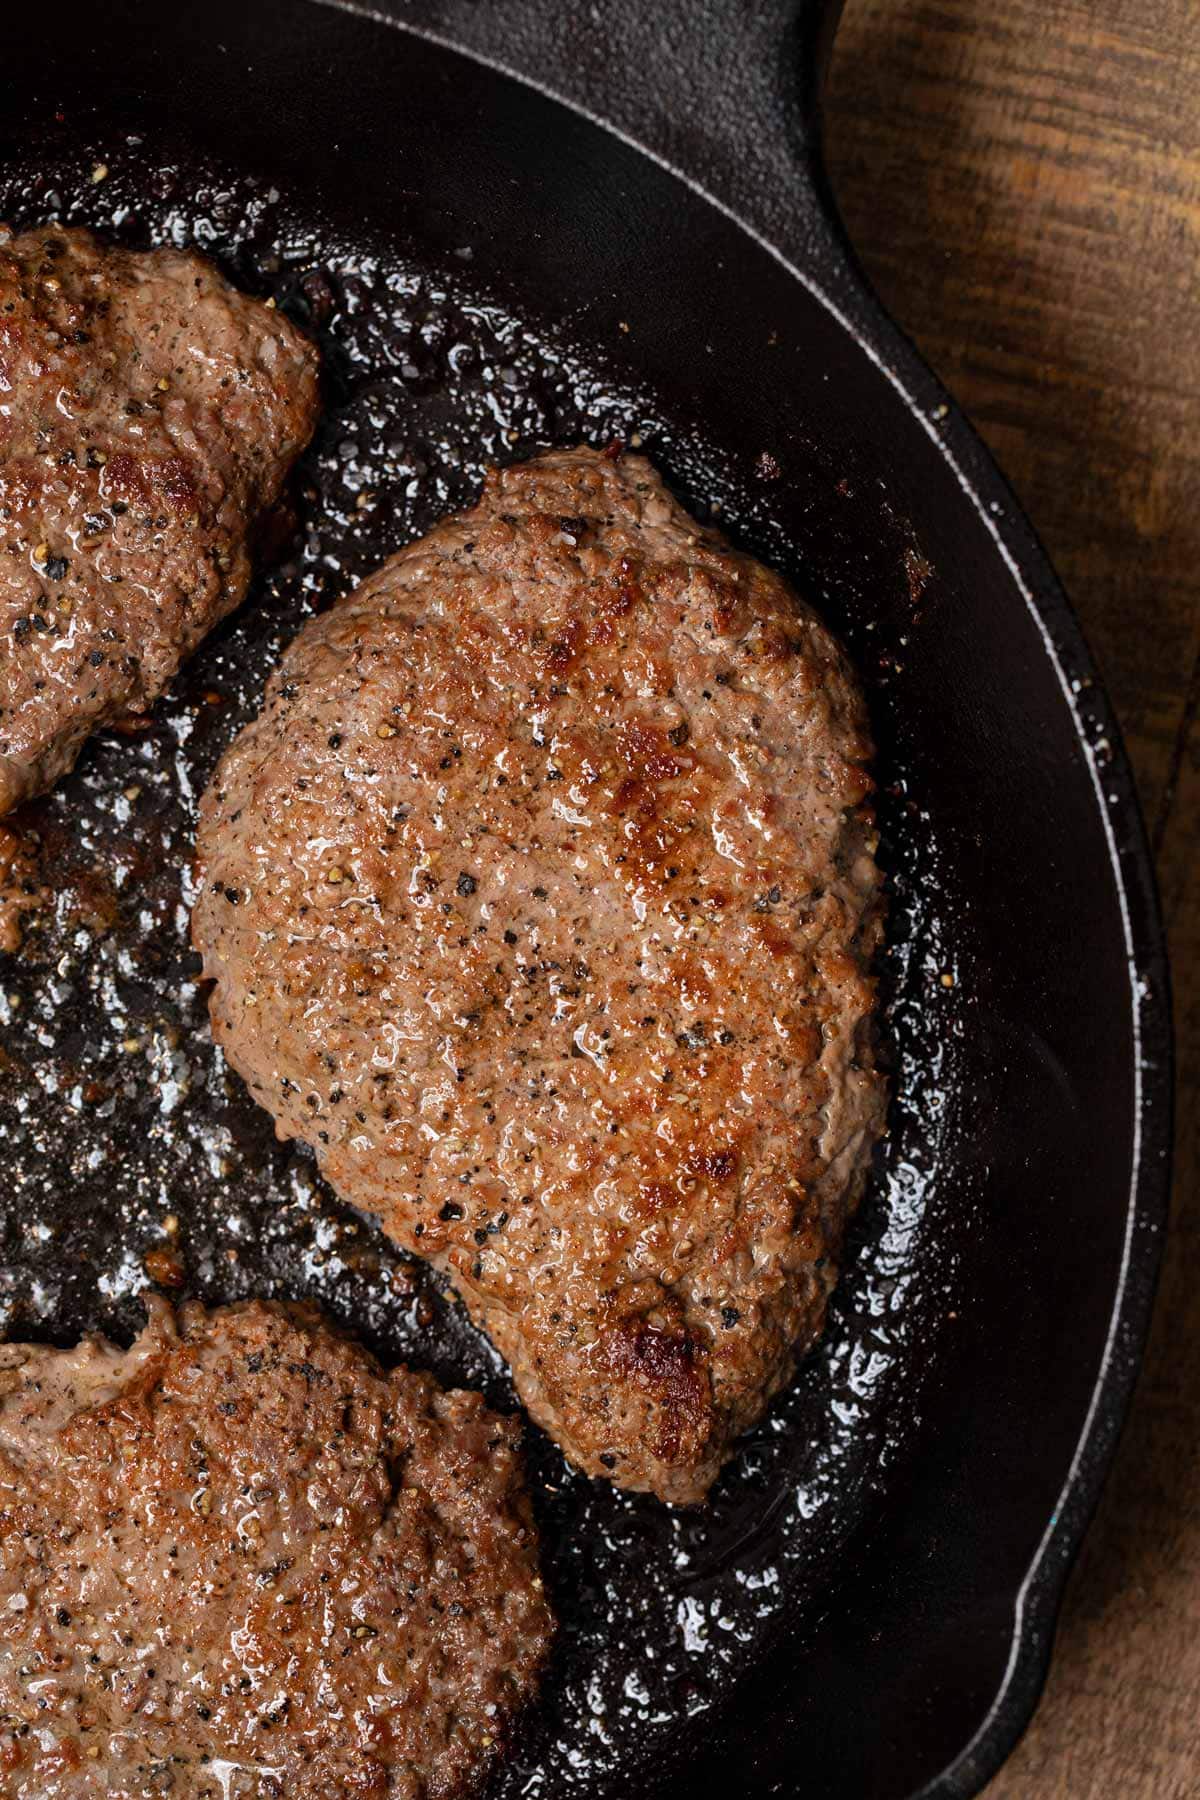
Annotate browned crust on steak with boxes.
[0,225,320,812]
[192,447,886,1503]
[0,819,45,951]
[0,1299,552,1799]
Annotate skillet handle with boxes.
[387,0,846,258]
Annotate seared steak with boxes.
[0,225,319,812]
[192,448,885,1504]
[0,1298,551,1800]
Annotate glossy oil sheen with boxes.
[0,6,1159,1799]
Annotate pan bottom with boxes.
[0,129,966,1796]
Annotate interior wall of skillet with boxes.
[0,3,1139,1796]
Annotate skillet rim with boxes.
[313,9,1174,1794]
[798,89,1176,1800]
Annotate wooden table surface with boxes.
[824,2,1198,1794]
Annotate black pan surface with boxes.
[0,4,1171,1798]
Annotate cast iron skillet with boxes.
[0,3,1172,1797]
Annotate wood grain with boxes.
[824,2,1199,1793]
